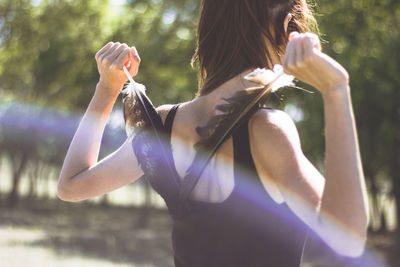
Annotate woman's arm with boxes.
[319,84,369,255]
[250,32,369,257]
[57,42,143,202]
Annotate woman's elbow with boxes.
[342,216,369,257]
[57,179,82,202]
[330,233,367,258]
[57,189,72,202]
[317,217,368,258]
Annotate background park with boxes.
[0,0,399,266]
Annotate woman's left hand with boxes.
[95,42,141,94]
[283,32,349,96]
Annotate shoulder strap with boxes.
[178,120,251,203]
[233,120,253,168]
[164,104,180,135]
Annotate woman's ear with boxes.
[284,13,293,34]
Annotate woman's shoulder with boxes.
[250,108,296,129]
[156,104,175,124]
[156,101,191,124]
[249,108,301,150]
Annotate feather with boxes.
[121,81,148,136]
[121,67,158,136]
[121,68,182,216]
[179,65,294,202]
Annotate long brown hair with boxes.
[192,0,318,96]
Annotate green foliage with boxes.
[0,0,109,109]
[0,0,199,109]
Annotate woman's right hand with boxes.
[283,32,349,97]
[95,42,141,94]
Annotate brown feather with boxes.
[122,81,183,216]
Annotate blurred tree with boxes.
[0,0,109,109]
[0,102,37,207]
[0,0,200,108]
[0,98,125,205]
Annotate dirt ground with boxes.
[0,198,396,267]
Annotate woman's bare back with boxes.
[157,83,285,204]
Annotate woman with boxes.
[58,0,369,266]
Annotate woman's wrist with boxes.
[86,82,120,117]
[321,83,351,103]
[96,81,121,99]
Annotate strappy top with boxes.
[160,104,309,267]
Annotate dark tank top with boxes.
[162,104,309,267]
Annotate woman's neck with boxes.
[193,69,258,115]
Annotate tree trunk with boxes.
[369,179,379,231]
[7,153,28,207]
[365,167,379,232]
[101,194,109,207]
[370,178,389,233]
[27,161,40,199]
[40,165,52,199]
[378,198,388,233]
